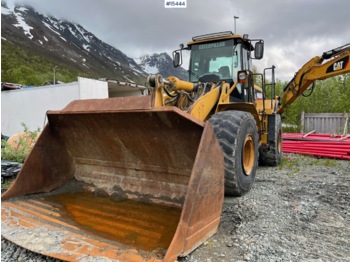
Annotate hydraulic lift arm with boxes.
[278,43,350,114]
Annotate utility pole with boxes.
[234,16,239,34]
[53,66,57,85]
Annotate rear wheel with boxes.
[209,111,259,196]
[259,114,282,166]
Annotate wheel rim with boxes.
[243,135,255,176]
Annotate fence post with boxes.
[300,111,305,133]
[344,113,349,135]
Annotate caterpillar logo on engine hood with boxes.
[326,56,349,73]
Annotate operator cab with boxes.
[173,31,264,102]
[188,38,248,84]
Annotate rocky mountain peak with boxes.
[139,52,189,80]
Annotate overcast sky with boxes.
[8,0,350,81]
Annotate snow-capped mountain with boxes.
[138,53,189,80]
[1,1,189,84]
[1,2,145,83]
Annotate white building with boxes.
[1,77,146,136]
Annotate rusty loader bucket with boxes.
[1,96,224,261]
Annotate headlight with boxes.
[238,71,247,83]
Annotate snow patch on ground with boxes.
[82,44,90,51]
[42,22,61,36]
[1,5,12,15]
[123,75,135,83]
[142,64,159,74]
[74,24,91,43]
[66,25,77,38]
[4,3,34,40]
[46,17,62,31]
[133,58,141,64]
[16,7,28,12]
[129,64,144,75]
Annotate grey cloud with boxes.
[12,0,350,81]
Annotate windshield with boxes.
[189,39,240,83]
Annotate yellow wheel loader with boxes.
[2,31,350,261]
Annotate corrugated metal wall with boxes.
[301,112,349,134]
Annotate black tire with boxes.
[209,111,259,196]
[259,114,282,166]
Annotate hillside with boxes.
[1,2,187,86]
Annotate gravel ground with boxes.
[2,154,350,262]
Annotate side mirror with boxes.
[173,50,182,67]
[254,41,264,60]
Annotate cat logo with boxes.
[326,56,349,73]
[333,61,344,71]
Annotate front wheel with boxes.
[209,111,259,196]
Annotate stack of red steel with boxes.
[282,132,350,160]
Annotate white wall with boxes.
[1,82,79,136]
[1,77,109,136]
[79,77,108,99]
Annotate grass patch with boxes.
[1,177,16,191]
[1,123,40,163]
[297,155,338,167]
[279,154,302,176]
[280,153,340,174]
[319,158,338,167]
[280,155,299,167]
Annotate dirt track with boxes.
[2,154,350,261]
